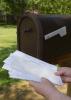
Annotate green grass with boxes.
[0,24,18,85]
[0,25,16,47]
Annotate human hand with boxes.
[29,78,71,100]
[55,67,71,83]
[29,78,59,99]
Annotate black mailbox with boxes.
[17,13,71,64]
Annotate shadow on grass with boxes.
[0,23,16,28]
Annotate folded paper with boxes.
[3,50,63,85]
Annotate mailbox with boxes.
[17,13,71,64]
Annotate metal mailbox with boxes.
[17,13,71,64]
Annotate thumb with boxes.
[61,76,71,83]
[55,71,64,76]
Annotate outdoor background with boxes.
[0,0,71,100]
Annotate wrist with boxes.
[45,88,59,99]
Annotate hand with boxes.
[29,78,71,100]
[55,67,71,83]
[29,78,59,99]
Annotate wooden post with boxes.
[67,84,71,96]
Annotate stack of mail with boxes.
[3,50,63,85]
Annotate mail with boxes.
[3,50,63,85]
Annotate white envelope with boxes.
[3,50,63,85]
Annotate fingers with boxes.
[29,78,58,98]
[29,79,46,96]
[55,67,71,76]
[41,78,52,84]
[55,67,71,83]
[29,78,55,90]
[55,71,64,76]
[29,78,49,87]
[41,78,55,87]
[61,76,71,83]
[55,67,67,76]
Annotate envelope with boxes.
[3,50,63,85]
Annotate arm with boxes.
[29,78,71,100]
